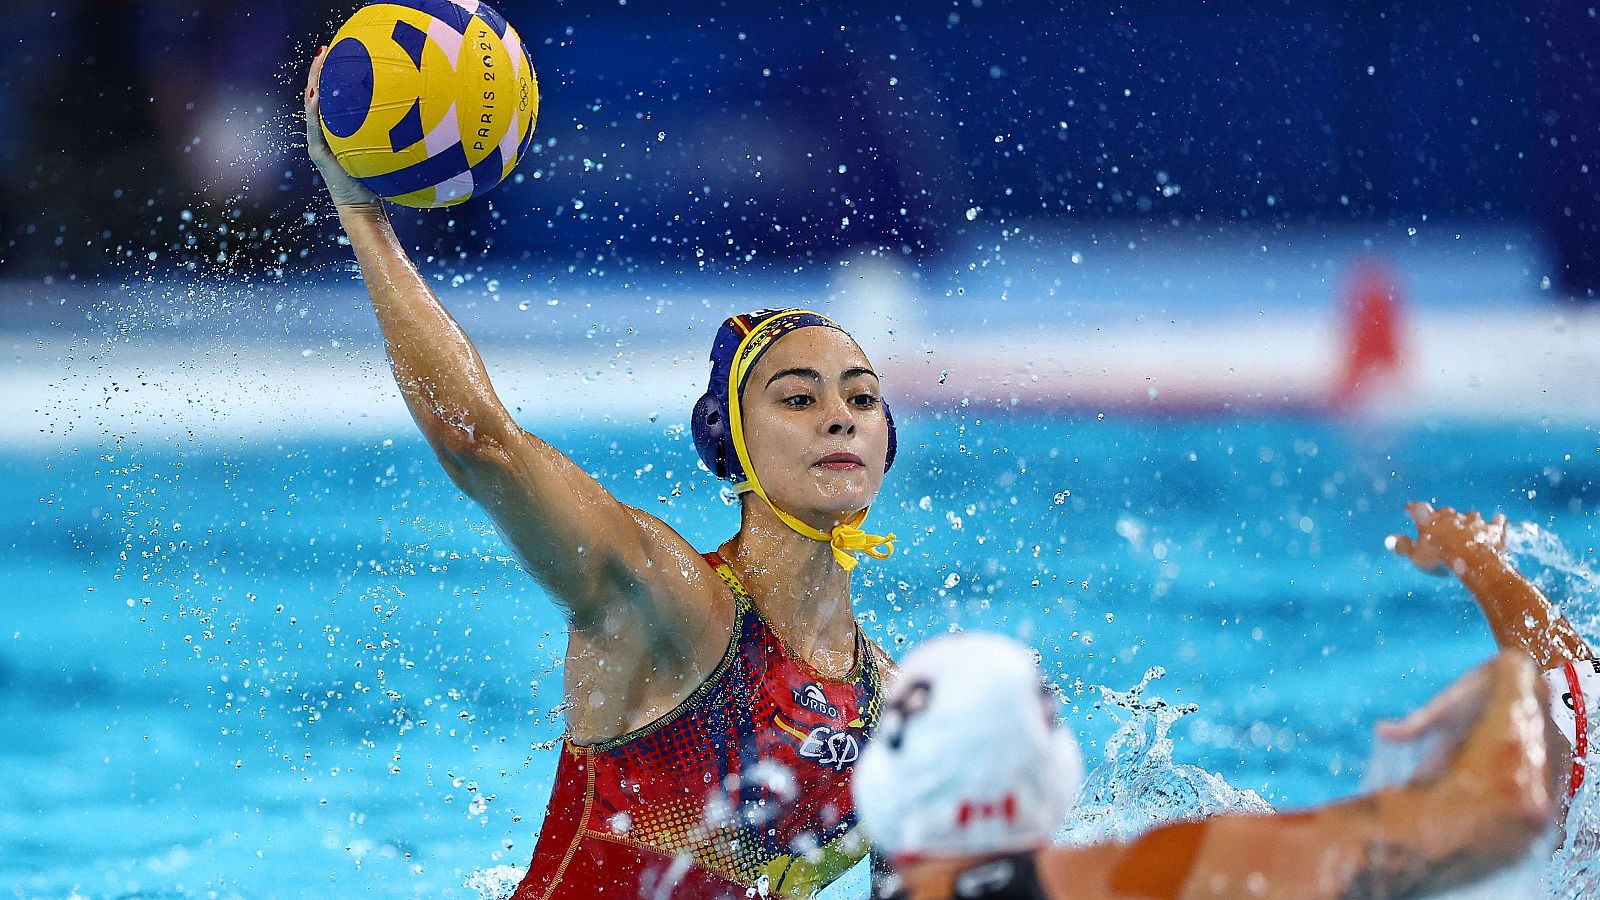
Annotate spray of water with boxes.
[1507,522,1600,640]
[1507,523,1600,897]
[1060,666,1272,845]
[464,865,526,900]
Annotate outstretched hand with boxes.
[1387,501,1507,578]
[304,46,380,208]
[1374,653,1493,751]
[1379,651,1558,836]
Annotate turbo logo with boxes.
[799,725,860,771]
[792,683,840,719]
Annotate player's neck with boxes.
[724,505,857,673]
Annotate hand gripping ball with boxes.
[318,0,538,208]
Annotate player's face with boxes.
[739,327,889,528]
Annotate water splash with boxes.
[1548,770,1600,899]
[1060,667,1272,845]
[1502,522,1600,898]
[1507,522,1600,639]
[464,864,525,900]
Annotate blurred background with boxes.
[2,0,1596,296]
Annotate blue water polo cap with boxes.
[691,309,897,485]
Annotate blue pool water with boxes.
[6,416,1599,896]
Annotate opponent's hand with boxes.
[1374,651,1500,780]
[1380,651,1558,836]
[304,45,380,208]
[1387,502,1508,578]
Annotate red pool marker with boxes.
[1332,258,1406,410]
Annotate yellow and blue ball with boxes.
[318,0,538,208]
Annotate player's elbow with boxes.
[429,419,517,483]
[406,395,510,463]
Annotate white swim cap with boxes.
[854,633,1084,859]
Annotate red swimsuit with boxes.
[513,552,885,899]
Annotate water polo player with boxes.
[856,634,1559,900]
[305,52,897,899]
[1391,502,1599,806]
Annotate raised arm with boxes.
[884,652,1556,900]
[1038,652,1557,900]
[1390,502,1593,670]
[302,51,711,627]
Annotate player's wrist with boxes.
[333,197,390,229]
[1453,539,1511,579]
[320,173,380,209]
[334,197,385,215]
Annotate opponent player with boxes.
[856,634,1559,900]
[304,52,896,898]
[1390,501,1598,800]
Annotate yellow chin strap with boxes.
[726,311,897,571]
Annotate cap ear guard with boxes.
[691,390,739,481]
[882,397,898,474]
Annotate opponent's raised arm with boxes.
[865,638,1557,900]
[1052,651,1558,900]
[302,51,692,620]
[1390,502,1593,670]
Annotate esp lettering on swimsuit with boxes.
[800,725,860,770]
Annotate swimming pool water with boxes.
[6,416,1598,896]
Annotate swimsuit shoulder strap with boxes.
[701,551,755,613]
[701,550,881,688]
